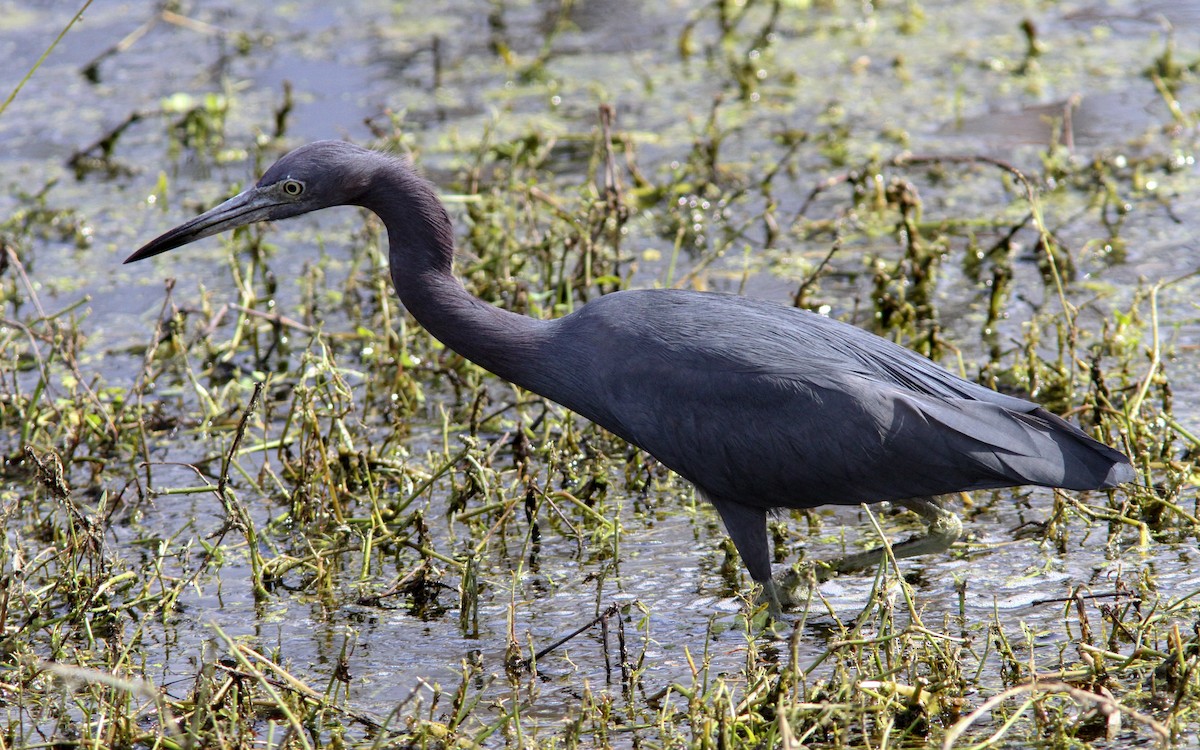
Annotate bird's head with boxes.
[125,140,380,263]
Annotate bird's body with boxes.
[546,289,1127,506]
[128,141,1134,614]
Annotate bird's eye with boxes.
[282,179,304,197]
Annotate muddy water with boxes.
[2,0,1198,741]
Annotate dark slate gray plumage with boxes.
[127,141,1135,615]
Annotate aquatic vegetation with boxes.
[1,0,1198,747]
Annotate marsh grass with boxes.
[3,0,1200,748]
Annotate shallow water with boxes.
[2,0,1198,745]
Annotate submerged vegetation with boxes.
[1,0,1199,747]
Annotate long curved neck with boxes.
[358,164,556,394]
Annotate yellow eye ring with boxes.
[282,179,304,196]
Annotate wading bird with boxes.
[127,141,1134,615]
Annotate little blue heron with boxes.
[127,141,1135,615]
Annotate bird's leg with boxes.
[759,578,786,619]
[824,496,963,576]
[710,499,785,617]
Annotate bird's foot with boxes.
[820,498,965,576]
[757,564,822,618]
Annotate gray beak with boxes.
[125,187,281,263]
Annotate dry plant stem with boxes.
[214,643,390,734]
[209,626,316,750]
[41,662,187,748]
[230,302,316,334]
[0,0,94,116]
[1127,280,1163,418]
[130,278,179,491]
[215,381,270,598]
[5,246,115,438]
[520,603,622,670]
[942,680,1170,750]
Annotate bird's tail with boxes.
[898,395,1135,493]
[1015,408,1135,489]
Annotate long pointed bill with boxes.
[124,187,282,263]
